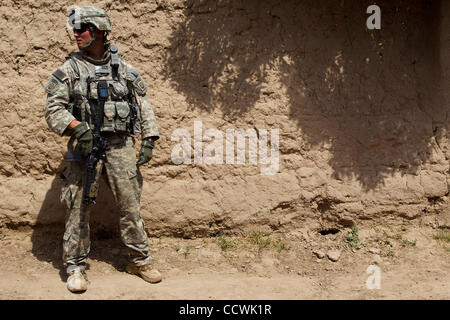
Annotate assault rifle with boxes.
[80,79,109,220]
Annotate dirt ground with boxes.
[0,222,448,300]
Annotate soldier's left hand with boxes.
[137,138,155,166]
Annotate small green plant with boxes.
[277,242,288,253]
[384,237,393,247]
[433,229,450,242]
[184,245,192,258]
[433,229,450,253]
[249,231,271,250]
[401,239,417,247]
[386,250,396,257]
[215,236,237,251]
[346,226,360,247]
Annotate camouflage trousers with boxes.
[60,134,151,271]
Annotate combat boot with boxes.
[126,263,162,283]
[66,266,88,293]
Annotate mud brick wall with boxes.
[0,0,448,236]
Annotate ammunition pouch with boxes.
[102,101,131,133]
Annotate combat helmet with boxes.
[68,6,111,49]
[68,6,111,31]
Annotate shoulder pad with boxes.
[127,68,148,96]
[45,66,67,94]
[51,69,67,82]
[45,76,61,94]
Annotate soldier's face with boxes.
[73,25,92,48]
[73,25,104,48]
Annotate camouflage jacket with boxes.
[44,45,159,141]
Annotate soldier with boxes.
[44,6,161,293]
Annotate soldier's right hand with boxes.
[73,122,93,157]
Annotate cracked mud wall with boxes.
[0,0,448,236]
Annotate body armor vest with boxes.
[67,46,141,135]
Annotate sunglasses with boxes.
[73,24,90,34]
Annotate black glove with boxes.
[136,138,155,166]
[73,122,93,157]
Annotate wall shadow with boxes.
[162,0,444,191]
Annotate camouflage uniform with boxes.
[45,39,159,271]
